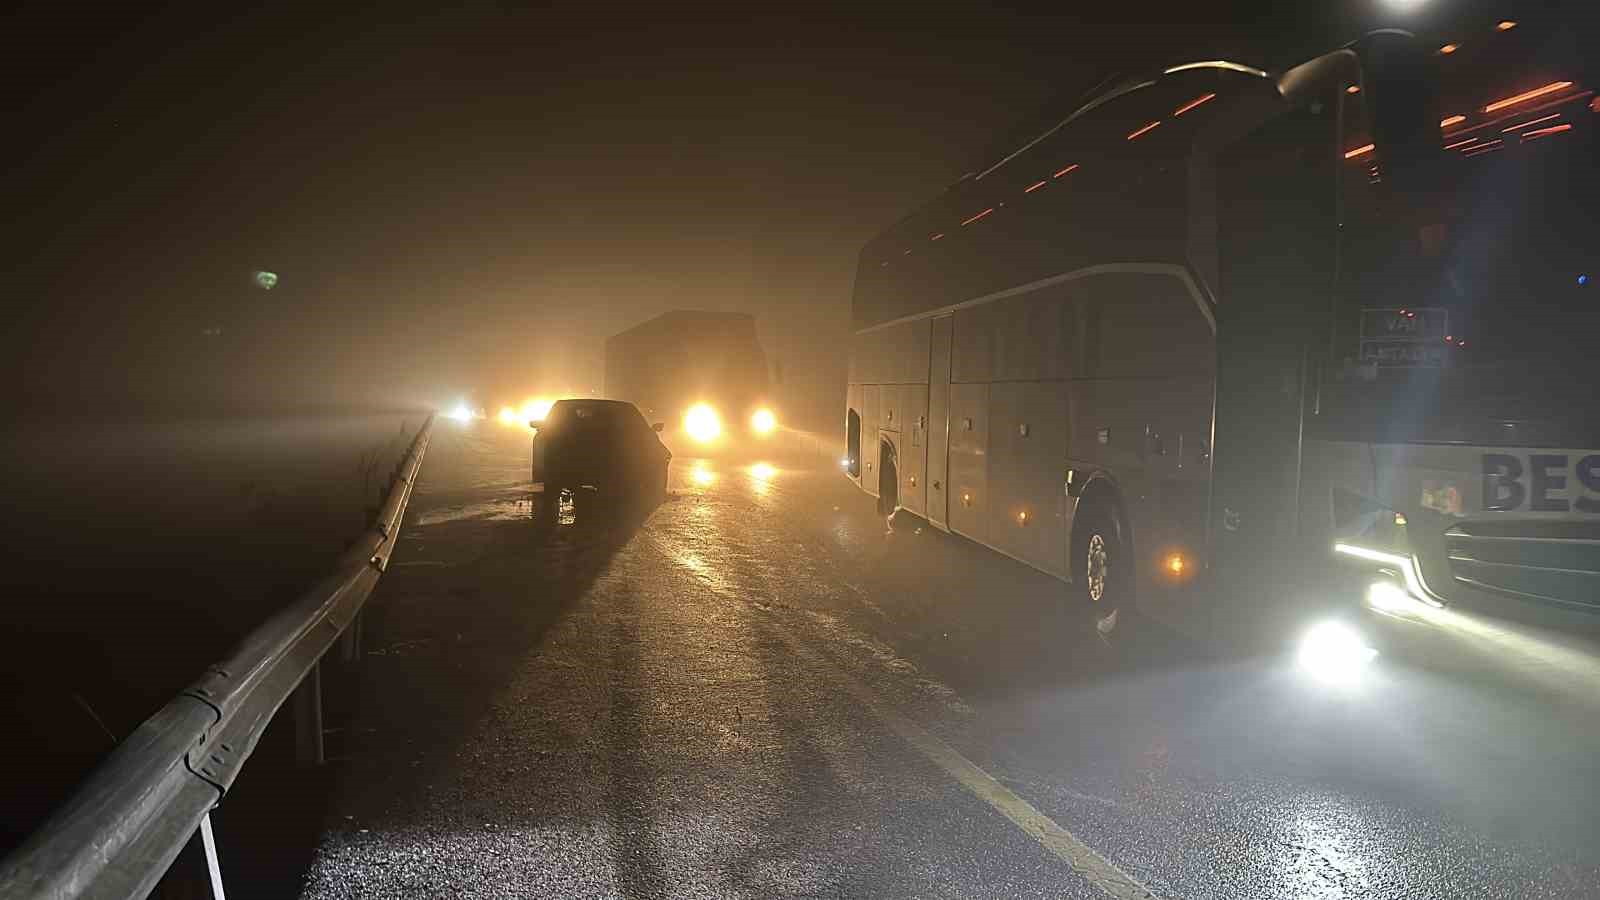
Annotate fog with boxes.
[4,2,1444,426]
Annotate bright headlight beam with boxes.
[751,408,777,435]
[447,403,474,424]
[1297,621,1379,685]
[684,403,722,443]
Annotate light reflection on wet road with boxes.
[295,424,1600,899]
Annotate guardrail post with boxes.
[339,610,363,663]
[292,661,324,766]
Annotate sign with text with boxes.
[1359,307,1448,368]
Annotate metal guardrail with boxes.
[0,414,436,900]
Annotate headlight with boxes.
[1297,620,1378,685]
[684,403,722,443]
[750,407,777,435]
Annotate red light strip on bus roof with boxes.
[1173,93,1216,117]
[1462,139,1505,157]
[1444,136,1479,150]
[1523,123,1573,140]
[1484,81,1574,113]
[1024,180,1047,193]
[1053,164,1079,178]
[1502,112,1561,132]
[961,208,995,226]
[1126,121,1162,141]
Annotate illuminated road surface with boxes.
[295,423,1600,899]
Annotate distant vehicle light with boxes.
[1496,20,1517,31]
[751,408,778,435]
[750,462,776,481]
[691,464,715,486]
[1345,143,1376,159]
[1297,621,1378,685]
[1165,553,1186,575]
[1438,43,1458,54]
[447,403,474,424]
[1580,275,1590,286]
[497,406,520,427]
[684,403,722,443]
[521,398,555,424]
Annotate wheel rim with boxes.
[1086,532,1109,603]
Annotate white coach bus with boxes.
[843,19,1599,658]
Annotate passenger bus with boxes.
[843,18,1599,662]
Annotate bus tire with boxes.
[1071,499,1130,634]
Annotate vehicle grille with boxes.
[1444,520,1600,612]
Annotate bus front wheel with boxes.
[1072,501,1129,635]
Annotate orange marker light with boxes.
[1346,84,1361,94]
[930,232,944,241]
[1344,143,1376,159]
[1445,136,1480,150]
[1053,164,1079,178]
[1024,180,1047,193]
[1524,123,1574,140]
[1496,20,1517,31]
[1127,120,1161,141]
[1439,43,1459,55]
[1165,553,1186,575]
[1484,81,1574,113]
[1503,112,1561,132]
[961,208,994,226]
[1440,115,1467,127]
[1173,93,1216,116]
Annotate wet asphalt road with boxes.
[294,423,1600,899]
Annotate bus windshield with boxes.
[1321,30,1598,445]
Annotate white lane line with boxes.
[766,620,1161,900]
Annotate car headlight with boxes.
[750,407,777,435]
[684,403,722,443]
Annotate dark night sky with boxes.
[4,1,1500,423]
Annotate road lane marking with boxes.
[767,621,1161,900]
[644,526,1158,899]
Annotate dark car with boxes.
[531,399,671,529]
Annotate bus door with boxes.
[927,315,953,530]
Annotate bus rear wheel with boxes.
[1072,501,1128,635]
